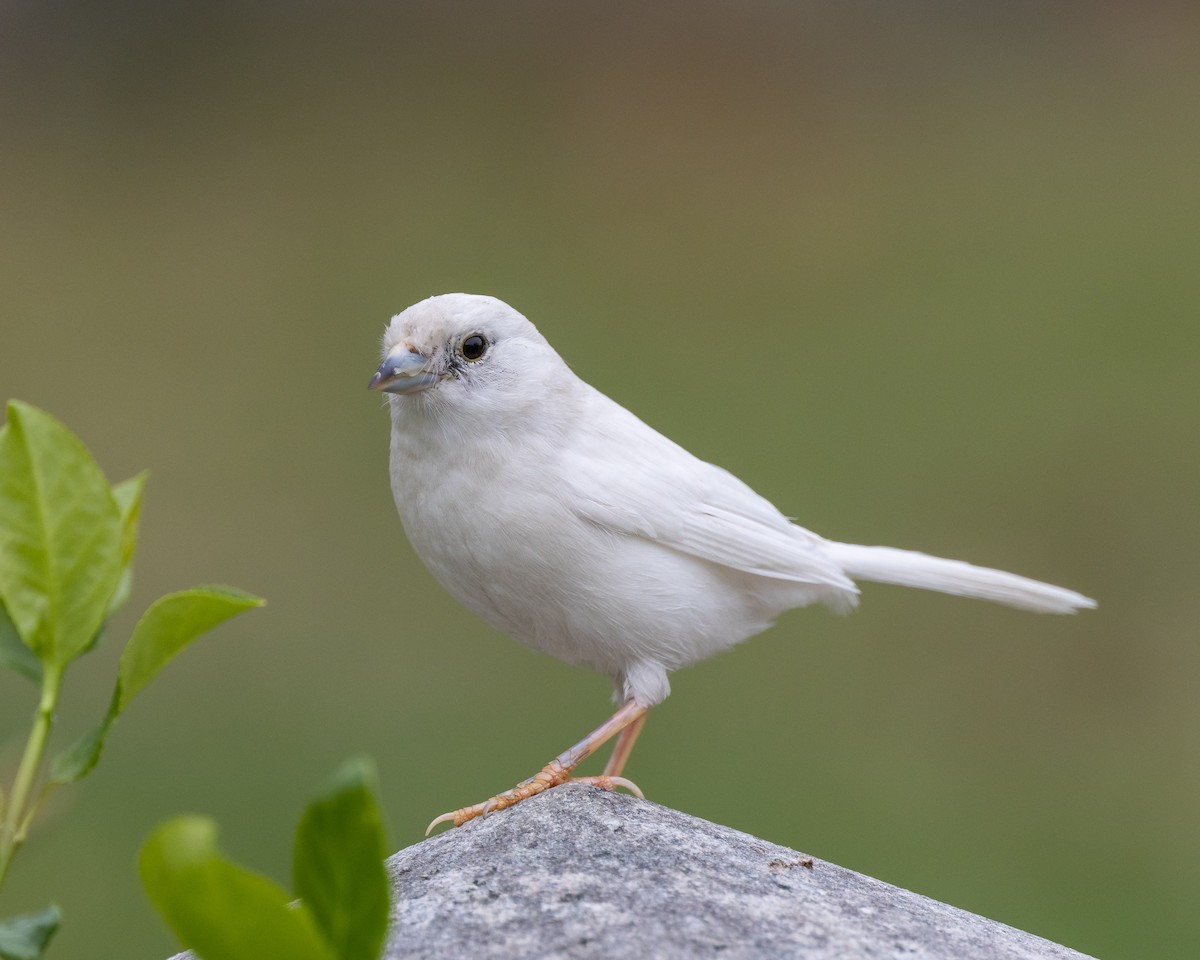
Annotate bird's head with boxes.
[369,294,567,418]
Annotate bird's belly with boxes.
[399,491,783,678]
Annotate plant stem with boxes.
[0,664,62,892]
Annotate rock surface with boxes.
[169,784,1094,959]
[383,785,1092,959]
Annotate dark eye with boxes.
[460,334,488,361]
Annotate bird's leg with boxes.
[426,700,649,835]
[602,710,647,777]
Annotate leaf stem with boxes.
[0,663,62,892]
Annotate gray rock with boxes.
[381,784,1091,959]
[169,784,1093,959]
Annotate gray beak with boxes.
[368,346,440,395]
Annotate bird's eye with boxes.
[460,334,488,361]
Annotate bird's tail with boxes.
[824,542,1095,614]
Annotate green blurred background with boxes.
[1,2,1197,957]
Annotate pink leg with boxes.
[426,700,649,835]
[603,711,647,777]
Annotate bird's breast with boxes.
[386,413,789,679]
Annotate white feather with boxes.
[823,543,1096,614]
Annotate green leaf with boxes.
[111,472,147,566]
[48,697,117,785]
[107,471,148,617]
[293,758,391,960]
[118,586,263,713]
[0,601,41,683]
[140,818,335,960]
[0,401,122,666]
[0,905,60,960]
[47,586,262,787]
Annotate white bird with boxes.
[369,293,1095,833]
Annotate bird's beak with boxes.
[368,343,440,394]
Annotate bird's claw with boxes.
[424,809,459,836]
[574,774,644,799]
[424,767,645,836]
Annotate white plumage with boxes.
[370,293,1094,829]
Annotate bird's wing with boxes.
[561,397,857,594]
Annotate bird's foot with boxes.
[425,763,644,835]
